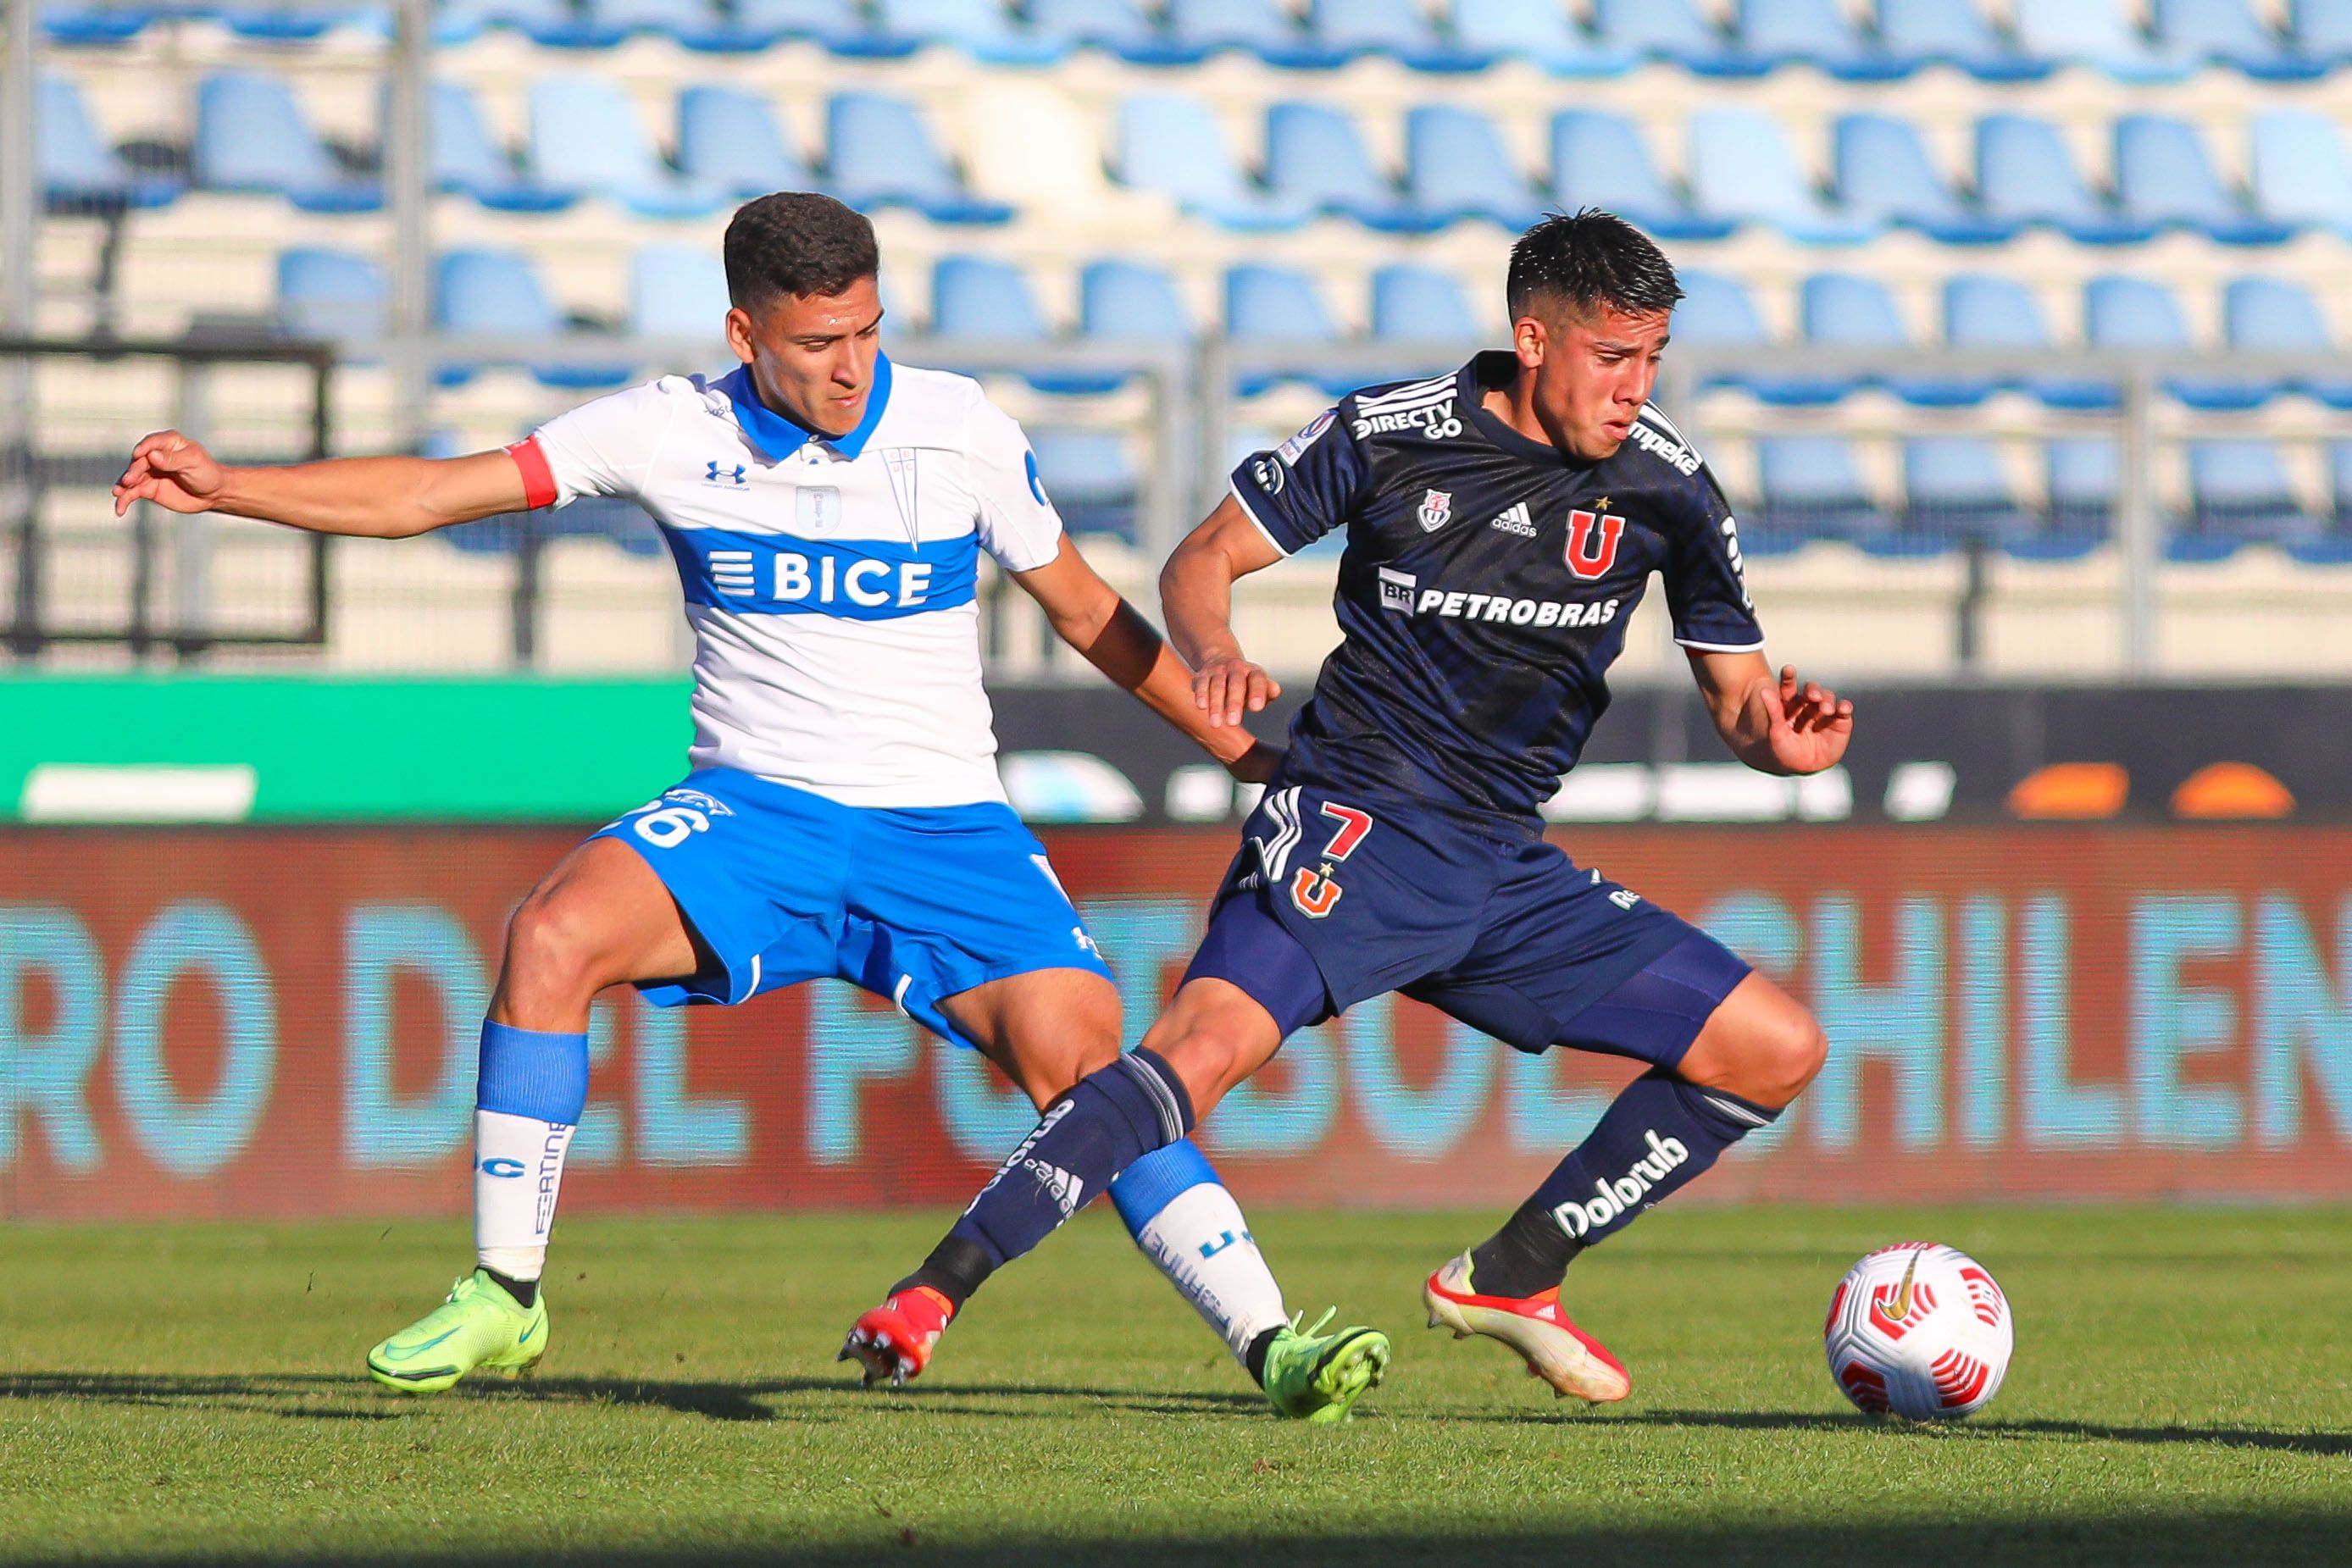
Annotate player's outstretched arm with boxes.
[1012,535,1279,783]
[113,429,531,539]
[1689,651,1854,777]
[1160,495,1286,733]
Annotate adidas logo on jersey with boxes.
[1489,502,1537,536]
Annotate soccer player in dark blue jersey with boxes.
[846,211,1851,1408]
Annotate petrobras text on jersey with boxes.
[1625,419,1701,476]
[666,527,980,621]
[1352,398,1462,441]
[1395,584,1623,629]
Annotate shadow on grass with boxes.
[1589,1407,2352,1456]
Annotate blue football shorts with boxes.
[591,767,1112,1050]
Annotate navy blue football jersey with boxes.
[1233,352,1763,835]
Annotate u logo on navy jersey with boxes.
[1565,508,1626,579]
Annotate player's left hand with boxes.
[1747,665,1854,775]
[1224,740,1284,784]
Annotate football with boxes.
[1824,1242,2015,1420]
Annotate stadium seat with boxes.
[1030,0,1177,60]
[1164,0,1343,67]
[2113,114,2293,246]
[1370,263,1479,344]
[275,247,386,342]
[528,78,721,219]
[1224,265,1350,396]
[43,5,156,45]
[828,92,1012,225]
[2085,275,2262,413]
[1833,113,2013,245]
[1799,272,1970,407]
[685,0,896,53]
[1686,108,1874,244]
[1944,275,2105,410]
[2225,277,2352,407]
[1672,269,1834,405]
[873,0,1066,64]
[1455,0,1634,74]
[2012,0,2195,80]
[2185,440,2307,554]
[1406,105,1545,229]
[1265,102,1429,232]
[1029,429,1140,540]
[194,71,380,213]
[676,86,811,200]
[2249,110,2352,232]
[929,255,1114,394]
[1975,114,2155,245]
[1311,0,1489,70]
[627,245,729,341]
[219,4,382,43]
[557,0,718,48]
[38,75,177,209]
[2299,0,2352,60]
[2154,0,2322,77]
[1550,111,1733,241]
[2042,439,2117,552]
[421,80,569,213]
[434,248,631,391]
[1116,94,1306,230]
[1904,437,2033,550]
[1877,0,2050,79]
[1756,436,1878,541]
[1079,258,1193,349]
[1738,0,1905,79]
[1591,0,1763,74]
[436,0,586,46]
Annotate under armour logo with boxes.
[706,461,747,485]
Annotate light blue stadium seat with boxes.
[1877,0,2049,79]
[275,247,385,342]
[1592,0,1761,73]
[1224,264,1351,396]
[2225,276,2352,407]
[43,6,157,45]
[435,0,580,46]
[1550,111,1733,241]
[702,0,904,53]
[2013,0,2194,80]
[676,86,810,199]
[874,0,1066,64]
[1406,104,1544,228]
[1030,0,1174,60]
[1115,94,1306,230]
[1833,113,2011,245]
[930,254,1113,393]
[1757,436,1878,541]
[1904,438,2032,550]
[1312,0,1489,70]
[2249,110,2352,231]
[2085,274,2260,413]
[195,71,380,213]
[1455,0,1634,74]
[1030,429,1140,540]
[1739,0,1905,79]
[38,75,178,209]
[628,244,730,341]
[1265,102,1427,232]
[529,77,720,219]
[419,80,569,213]
[828,91,1012,224]
[2114,114,2292,245]
[2300,0,2352,58]
[1370,263,1478,343]
[2042,440,2117,552]
[1165,0,1343,66]
[1079,258,1192,343]
[1800,271,1963,406]
[1945,274,2105,410]
[1976,114,2155,245]
[566,0,722,47]
[1687,108,1874,243]
[219,5,386,42]
[2160,0,2324,75]
[1673,269,1831,404]
[2185,440,2308,554]
[434,247,630,390]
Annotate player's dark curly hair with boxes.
[723,192,880,309]
[1506,209,1683,324]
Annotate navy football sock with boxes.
[1469,1069,1779,1298]
[911,1050,1195,1308]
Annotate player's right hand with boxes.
[1195,654,1280,729]
[114,429,227,517]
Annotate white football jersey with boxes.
[513,355,1063,807]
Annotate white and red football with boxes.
[1823,1242,2014,1420]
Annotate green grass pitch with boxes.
[2,1205,2346,1565]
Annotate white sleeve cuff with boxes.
[1229,483,1295,559]
[1673,636,1768,653]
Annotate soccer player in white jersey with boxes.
[112,194,1389,1421]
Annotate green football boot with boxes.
[1260,1307,1390,1424]
[366,1270,547,1394]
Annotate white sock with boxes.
[474,1109,575,1283]
[1128,1179,1291,1362]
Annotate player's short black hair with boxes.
[723,192,880,311]
[1506,209,1683,324]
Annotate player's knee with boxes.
[502,891,612,1006]
[1749,1006,1828,1108]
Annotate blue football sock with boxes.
[1470,1069,1779,1297]
[905,1050,1194,1307]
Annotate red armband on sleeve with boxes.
[505,437,557,511]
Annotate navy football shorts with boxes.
[1184,782,1752,1069]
